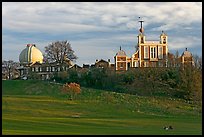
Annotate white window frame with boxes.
[52,67,55,72]
[39,67,42,72]
[120,63,123,68]
[158,46,163,59]
[134,62,139,67]
[46,67,49,72]
[144,46,149,59]
[35,67,38,72]
[150,47,157,59]
[32,67,35,72]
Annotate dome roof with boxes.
[19,44,43,65]
[160,30,167,37]
[182,51,192,57]
[181,48,192,57]
[116,50,127,56]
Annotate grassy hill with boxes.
[2,80,202,135]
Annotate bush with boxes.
[61,82,81,100]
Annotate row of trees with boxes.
[53,64,202,104]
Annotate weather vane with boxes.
[138,17,144,28]
[138,17,144,33]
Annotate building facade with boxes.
[114,19,193,71]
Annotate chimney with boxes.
[108,59,110,62]
[96,59,98,62]
[186,48,187,51]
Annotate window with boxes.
[39,67,42,72]
[134,62,139,67]
[152,62,156,67]
[52,67,55,72]
[120,63,123,68]
[158,46,163,59]
[32,67,35,72]
[158,61,163,67]
[144,62,149,67]
[141,37,144,43]
[35,67,38,72]
[150,47,157,58]
[144,46,149,59]
[46,67,49,72]
[163,37,166,44]
[58,67,60,71]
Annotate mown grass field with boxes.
[2,80,202,135]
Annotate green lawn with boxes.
[2,80,202,135]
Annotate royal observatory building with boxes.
[18,44,73,80]
[19,44,44,65]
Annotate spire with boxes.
[138,17,144,33]
[120,46,121,50]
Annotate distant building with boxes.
[114,19,194,70]
[179,48,194,68]
[114,47,129,71]
[17,44,74,80]
[94,59,114,69]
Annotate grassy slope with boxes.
[2,80,202,135]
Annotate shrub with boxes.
[62,82,81,100]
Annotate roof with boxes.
[116,50,127,56]
[145,41,160,44]
[95,59,109,64]
[182,50,192,57]
[19,44,43,65]
[70,64,82,69]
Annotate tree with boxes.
[2,60,20,80]
[44,40,77,64]
[61,82,81,100]
[193,54,202,70]
[175,50,180,67]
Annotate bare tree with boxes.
[193,54,202,70]
[2,60,20,79]
[44,40,78,64]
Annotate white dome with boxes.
[19,44,43,65]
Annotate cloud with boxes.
[2,2,202,65]
[169,36,202,50]
[3,2,202,33]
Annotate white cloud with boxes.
[169,36,202,50]
[2,2,202,64]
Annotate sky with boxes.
[2,2,202,66]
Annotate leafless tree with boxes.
[44,40,77,64]
[193,54,202,70]
[2,60,20,79]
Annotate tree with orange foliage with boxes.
[62,82,81,100]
